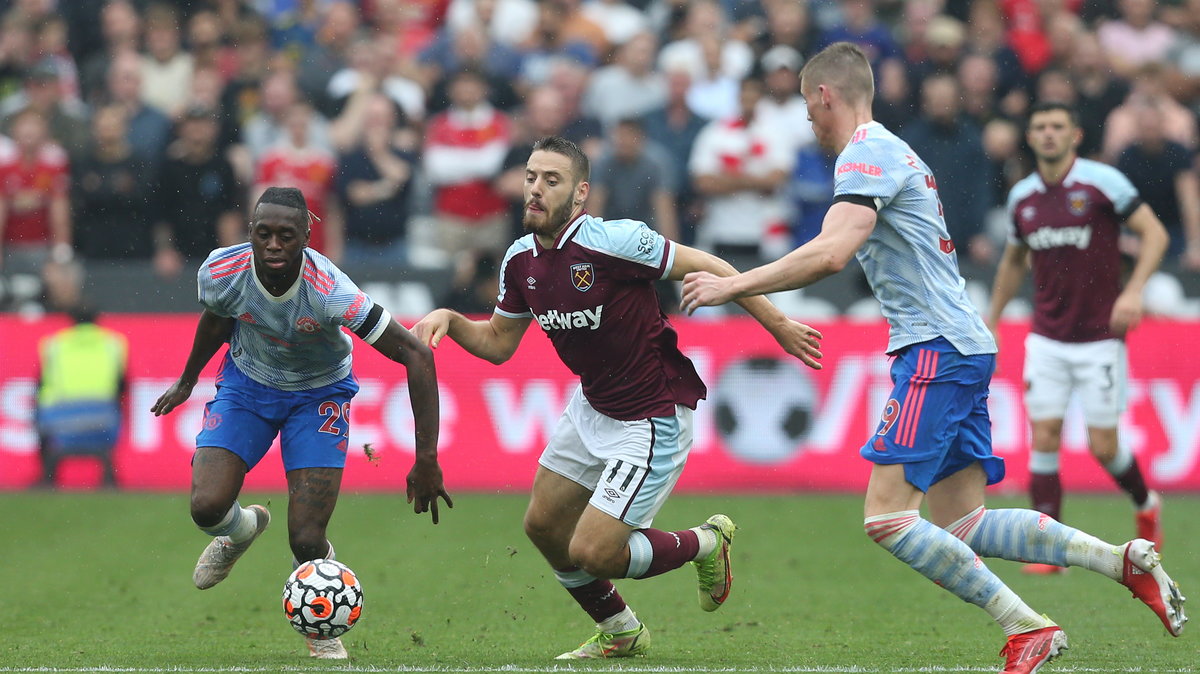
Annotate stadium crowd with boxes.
[0,0,1199,316]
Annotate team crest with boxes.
[570,263,594,292]
[1067,190,1089,216]
[295,316,321,333]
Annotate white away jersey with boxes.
[834,122,995,355]
[197,243,390,390]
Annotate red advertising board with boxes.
[2,315,1199,492]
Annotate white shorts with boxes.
[539,386,693,529]
[1023,333,1127,428]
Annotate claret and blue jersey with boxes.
[494,213,706,421]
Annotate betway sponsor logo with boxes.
[534,306,604,331]
[1026,225,1092,250]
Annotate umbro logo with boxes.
[527,276,537,289]
[603,488,620,499]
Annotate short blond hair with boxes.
[800,42,874,105]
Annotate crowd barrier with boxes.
[2,315,1199,492]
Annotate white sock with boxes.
[985,586,1055,636]
[690,525,719,561]
[199,502,257,542]
[1065,536,1126,581]
[596,606,639,633]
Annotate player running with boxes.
[152,187,451,660]
[680,43,1186,674]
[413,136,823,660]
[987,102,1170,573]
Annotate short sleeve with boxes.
[581,218,672,281]
[1094,163,1141,219]
[324,265,389,343]
[196,251,233,317]
[1005,188,1024,245]
[833,140,903,209]
[495,242,533,318]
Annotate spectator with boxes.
[1116,102,1200,269]
[641,64,707,244]
[0,16,35,105]
[78,0,140,107]
[657,0,754,86]
[545,58,603,156]
[964,0,1027,104]
[423,67,512,266]
[154,105,242,279]
[582,0,649,46]
[1164,0,1200,113]
[185,9,235,81]
[217,16,272,153]
[689,75,794,264]
[1097,0,1176,79]
[582,31,666,129]
[516,0,597,86]
[72,104,155,260]
[900,73,994,263]
[446,0,538,48]
[0,58,89,164]
[296,1,361,115]
[756,45,817,156]
[34,303,127,489]
[0,108,77,308]
[336,93,418,266]
[1068,32,1130,159]
[140,3,194,120]
[754,0,821,59]
[104,50,172,169]
[33,15,82,105]
[590,118,679,242]
[420,23,521,115]
[908,14,967,86]
[1102,62,1198,161]
[815,0,903,76]
[238,70,332,181]
[958,53,1001,127]
[252,101,342,262]
[328,35,426,135]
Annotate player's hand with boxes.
[412,309,452,348]
[1110,289,1144,337]
[151,378,196,416]
[406,457,453,524]
[680,271,735,315]
[772,319,824,369]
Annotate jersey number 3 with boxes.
[318,401,351,436]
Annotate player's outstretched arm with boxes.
[369,320,452,524]
[681,201,876,313]
[412,309,531,365]
[151,309,234,416]
[669,244,824,369]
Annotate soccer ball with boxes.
[282,559,363,639]
[712,356,818,464]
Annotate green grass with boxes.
[1,492,1196,672]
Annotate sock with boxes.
[596,606,640,634]
[1028,451,1062,522]
[625,529,701,579]
[199,502,258,542]
[866,511,1051,635]
[1104,444,1150,507]
[947,506,1124,580]
[554,566,629,624]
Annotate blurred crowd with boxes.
[0,0,1199,316]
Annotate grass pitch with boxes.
[1,491,1196,672]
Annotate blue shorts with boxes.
[195,354,359,472]
[860,337,1005,492]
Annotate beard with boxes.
[522,196,574,237]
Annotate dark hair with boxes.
[255,186,310,225]
[1027,101,1081,128]
[531,136,589,182]
[68,302,98,324]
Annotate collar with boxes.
[533,212,588,257]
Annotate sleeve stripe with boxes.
[354,304,387,342]
[660,239,676,280]
[1117,197,1144,221]
[833,194,880,211]
[495,307,533,319]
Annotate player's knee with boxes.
[523,510,557,546]
[190,493,233,528]
[568,538,621,578]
